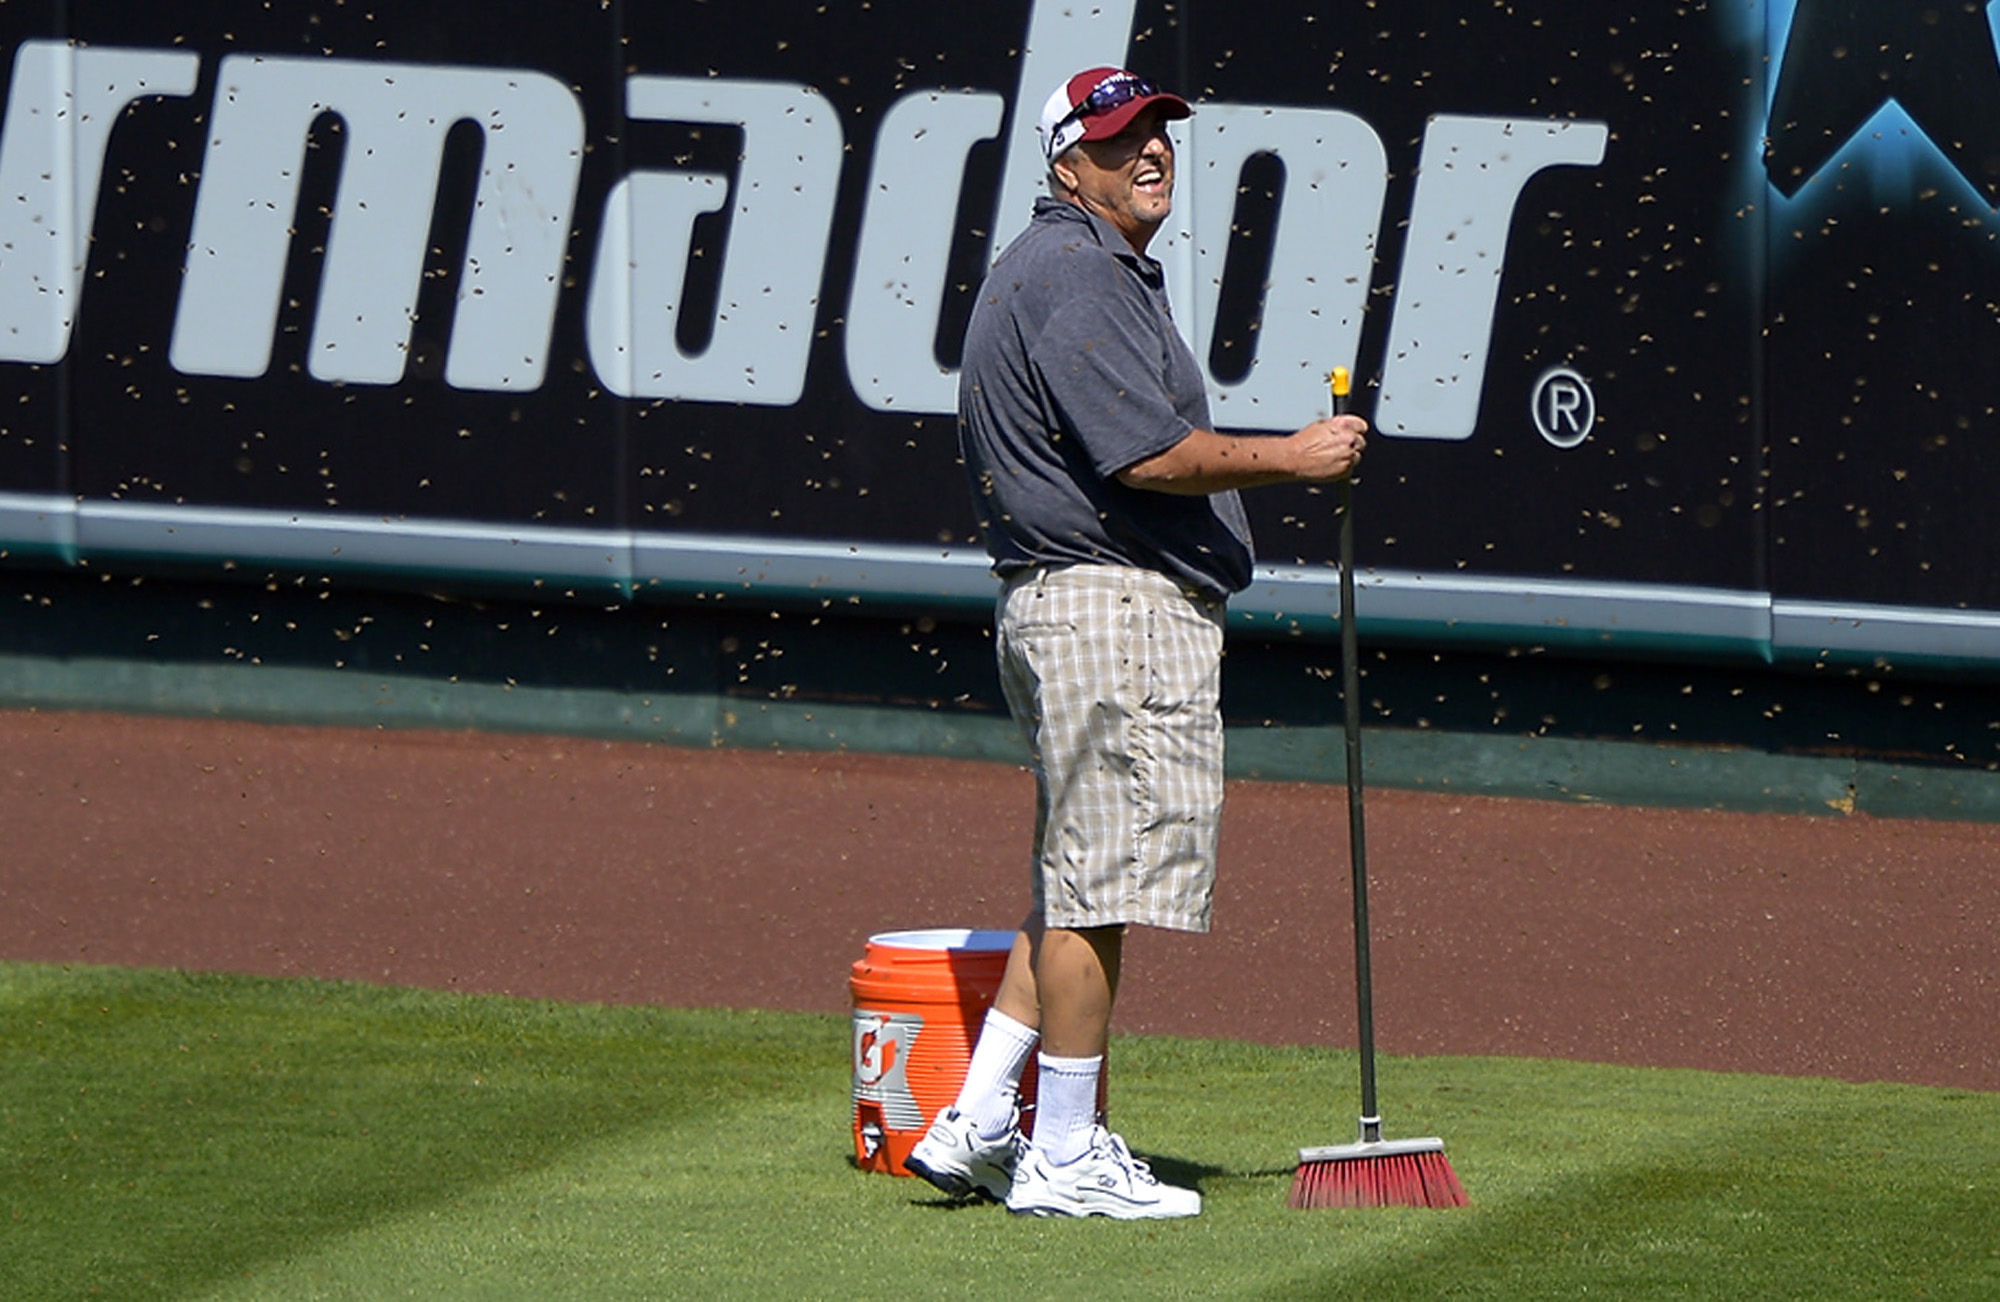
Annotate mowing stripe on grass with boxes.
[3,963,1994,1300]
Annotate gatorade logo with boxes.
[851,1010,924,1130]
[0,0,1607,440]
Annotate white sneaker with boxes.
[1005,1126,1202,1219]
[904,1107,1021,1201]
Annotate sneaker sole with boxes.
[1006,1201,1200,1220]
[903,1153,1001,1202]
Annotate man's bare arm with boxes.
[1116,417,1367,495]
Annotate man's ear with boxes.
[1049,154,1079,196]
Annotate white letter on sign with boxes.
[170,55,583,390]
[0,42,199,365]
[1375,116,1608,440]
[1160,105,1387,431]
[845,90,1003,414]
[588,78,842,406]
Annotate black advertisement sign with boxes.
[2,2,1996,673]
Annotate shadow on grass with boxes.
[841,1155,1005,1211]
[1251,1077,2000,1299]
[906,1190,1008,1212]
[862,1148,1235,1212]
[0,967,845,1302]
[1140,1152,1231,1191]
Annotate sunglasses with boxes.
[1054,73,1161,133]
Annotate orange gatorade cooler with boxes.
[849,928,1014,1177]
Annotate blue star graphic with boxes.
[1766,0,2000,207]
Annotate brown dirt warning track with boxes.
[1,708,1994,1092]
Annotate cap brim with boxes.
[1076,92,1192,143]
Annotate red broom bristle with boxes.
[1288,1149,1468,1209]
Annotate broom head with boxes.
[1288,1136,1468,1209]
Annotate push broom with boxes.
[1288,366,1468,1210]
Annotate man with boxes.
[904,67,1367,1219]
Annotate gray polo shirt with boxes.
[957,197,1254,600]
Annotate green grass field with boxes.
[3,961,1995,1300]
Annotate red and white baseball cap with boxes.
[1036,67,1191,161]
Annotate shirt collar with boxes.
[1032,196,1163,276]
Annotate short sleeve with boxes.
[1031,284,1196,480]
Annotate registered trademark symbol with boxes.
[1531,366,1595,448]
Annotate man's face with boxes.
[1058,103,1176,252]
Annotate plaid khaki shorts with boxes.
[995,563,1227,933]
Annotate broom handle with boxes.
[1333,369,1382,1145]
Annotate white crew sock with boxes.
[1030,1052,1103,1167]
[954,1008,1040,1140]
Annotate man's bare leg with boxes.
[1025,923,1122,1057]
